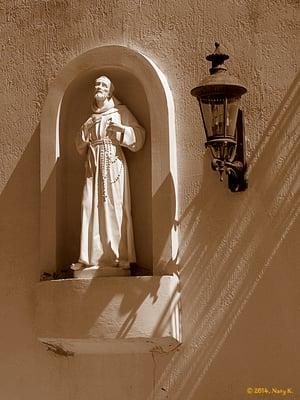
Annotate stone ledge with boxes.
[36,275,182,354]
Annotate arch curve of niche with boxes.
[40,45,178,276]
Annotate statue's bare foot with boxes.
[71,262,84,271]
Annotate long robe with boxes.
[76,99,145,268]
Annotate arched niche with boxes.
[40,45,178,276]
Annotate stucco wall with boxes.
[0,1,298,399]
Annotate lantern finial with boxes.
[206,42,229,75]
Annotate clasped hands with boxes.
[106,119,125,142]
[84,117,125,143]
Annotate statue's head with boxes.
[94,76,115,104]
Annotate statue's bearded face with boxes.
[94,77,111,104]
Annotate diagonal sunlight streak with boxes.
[150,192,298,400]
[249,72,300,169]
[184,206,299,400]
[149,219,255,395]
[178,156,299,349]
[151,287,182,339]
[181,207,255,323]
[264,203,299,268]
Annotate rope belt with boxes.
[90,137,112,147]
[88,137,123,200]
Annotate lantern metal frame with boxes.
[191,43,248,192]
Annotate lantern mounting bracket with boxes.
[227,109,248,192]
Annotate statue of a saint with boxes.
[72,76,145,276]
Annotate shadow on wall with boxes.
[152,171,178,275]
[147,72,300,399]
[0,127,40,286]
[0,127,40,362]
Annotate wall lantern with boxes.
[191,43,248,192]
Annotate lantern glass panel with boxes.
[225,97,240,138]
[200,97,225,139]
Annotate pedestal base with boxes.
[36,275,182,354]
[74,266,131,278]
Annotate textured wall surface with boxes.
[0,1,299,399]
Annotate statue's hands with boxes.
[106,120,125,141]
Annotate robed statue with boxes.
[72,76,145,275]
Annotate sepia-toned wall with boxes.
[0,1,298,399]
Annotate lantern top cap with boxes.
[206,42,230,75]
[191,42,247,98]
